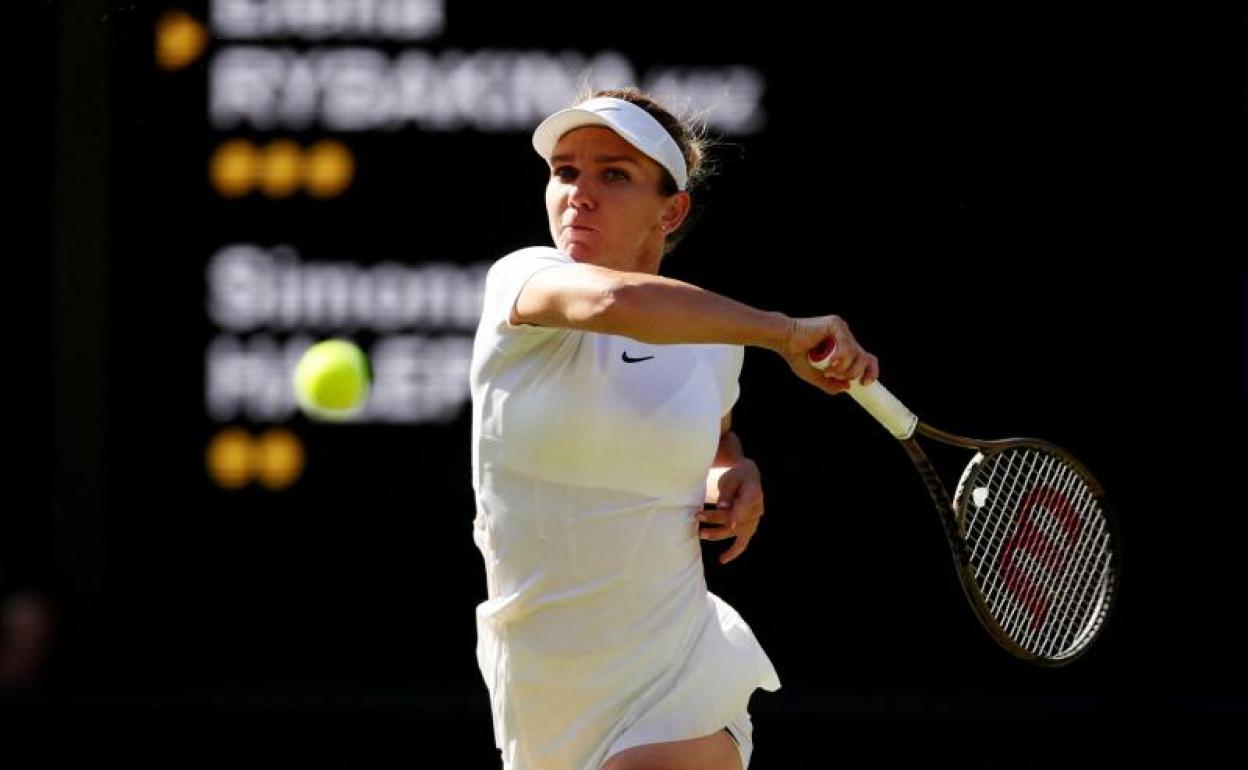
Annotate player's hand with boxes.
[778,315,879,395]
[699,459,764,564]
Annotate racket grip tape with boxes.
[807,338,919,440]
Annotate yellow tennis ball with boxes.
[292,339,372,421]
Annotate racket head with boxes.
[949,439,1119,666]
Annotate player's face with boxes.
[545,126,686,273]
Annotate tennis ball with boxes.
[292,339,372,421]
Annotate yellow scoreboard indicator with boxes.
[258,140,304,199]
[210,139,260,199]
[254,428,306,490]
[210,140,356,198]
[305,140,356,199]
[155,10,208,72]
[206,427,306,490]
[206,427,253,489]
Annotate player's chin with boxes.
[560,234,602,263]
[569,247,608,266]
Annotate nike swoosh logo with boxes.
[621,352,655,363]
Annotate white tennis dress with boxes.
[469,247,781,770]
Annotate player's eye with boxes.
[552,165,577,182]
[603,168,630,182]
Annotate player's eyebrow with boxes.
[550,154,643,167]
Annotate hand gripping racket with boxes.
[809,339,1118,666]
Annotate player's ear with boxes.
[659,191,691,235]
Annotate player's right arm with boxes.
[512,263,789,349]
[511,263,878,394]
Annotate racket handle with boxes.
[808,339,918,440]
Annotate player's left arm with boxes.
[700,412,765,564]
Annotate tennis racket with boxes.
[809,339,1118,666]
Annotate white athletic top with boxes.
[469,247,781,770]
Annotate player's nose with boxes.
[567,178,596,210]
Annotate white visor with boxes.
[532,97,688,191]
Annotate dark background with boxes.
[7,1,1246,767]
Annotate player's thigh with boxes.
[600,729,743,770]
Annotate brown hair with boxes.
[574,86,715,255]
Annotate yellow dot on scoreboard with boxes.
[206,427,254,489]
[210,139,259,198]
[304,140,355,199]
[258,140,304,199]
[155,10,208,71]
[254,428,305,491]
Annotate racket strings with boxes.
[1010,460,1102,653]
[961,446,1113,658]
[988,451,1102,652]
[994,452,1073,633]
[1041,514,1112,654]
[984,453,1069,640]
[967,449,1035,566]
[992,452,1111,657]
[970,450,1047,591]
[971,449,1069,647]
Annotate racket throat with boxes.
[915,423,997,451]
[900,439,958,528]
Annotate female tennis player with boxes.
[469,88,879,770]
